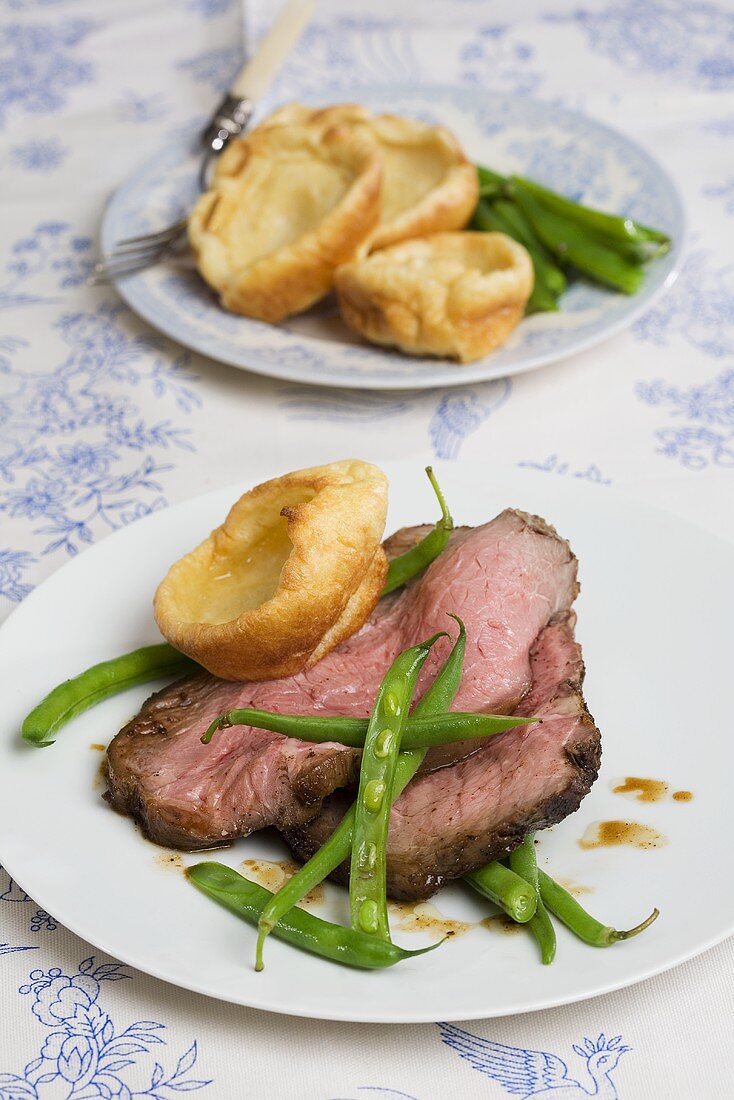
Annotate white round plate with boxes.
[104,86,684,391]
[0,461,730,1023]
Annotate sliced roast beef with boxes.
[283,612,601,900]
[105,509,579,851]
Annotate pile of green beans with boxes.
[473,164,671,311]
[253,615,468,970]
[509,834,557,965]
[465,855,658,962]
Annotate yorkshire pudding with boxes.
[257,104,478,251]
[188,123,382,322]
[154,461,388,681]
[335,231,533,363]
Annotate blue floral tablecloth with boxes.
[1,1,732,1096]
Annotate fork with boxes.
[90,0,313,285]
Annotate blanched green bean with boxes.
[464,861,537,923]
[509,835,557,965]
[202,708,532,748]
[349,634,444,940]
[511,174,670,249]
[22,643,196,746]
[188,862,442,970]
[538,870,659,947]
[383,468,453,594]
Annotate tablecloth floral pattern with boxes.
[0,1,732,1096]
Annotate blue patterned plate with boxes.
[104,86,685,389]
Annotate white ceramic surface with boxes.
[103,86,685,390]
[0,461,730,1023]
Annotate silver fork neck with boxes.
[200,94,254,155]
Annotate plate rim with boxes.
[103,82,687,392]
[0,465,731,1022]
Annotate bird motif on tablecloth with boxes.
[437,1024,630,1099]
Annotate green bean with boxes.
[188,862,442,970]
[476,164,506,198]
[511,174,670,249]
[538,870,659,947]
[492,199,568,297]
[21,643,196,746]
[464,861,537,923]
[349,634,445,940]
[383,467,453,594]
[511,182,644,295]
[509,835,557,965]
[529,896,557,965]
[202,708,532,748]
[254,618,467,970]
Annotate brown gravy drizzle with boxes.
[556,877,593,897]
[240,858,325,907]
[580,820,667,851]
[612,777,694,804]
[388,900,473,938]
[481,914,524,935]
[155,852,184,871]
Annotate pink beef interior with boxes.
[105,510,582,857]
[285,611,600,899]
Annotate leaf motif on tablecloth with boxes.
[328,1089,419,1100]
[116,90,170,125]
[546,1,734,91]
[0,867,31,904]
[0,959,211,1098]
[185,0,234,18]
[437,1024,631,1098]
[0,18,96,126]
[636,369,734,469]
[703,177,734,216]
[632,248,734,358]
[704,114,734,136]
[176,45,244,91]
[517,455,612,485]
[0,221,93,313]
[8,139,68,174]
[458,25,542,95]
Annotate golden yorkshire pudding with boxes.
[335,231,533,363]
[257,104,479,251]
[187,123,382,322]
[154,461,389,681]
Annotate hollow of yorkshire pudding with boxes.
[256,104,479,252]
[187,123,382,323]
[153,461,389,681]
[335,231,534,363]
